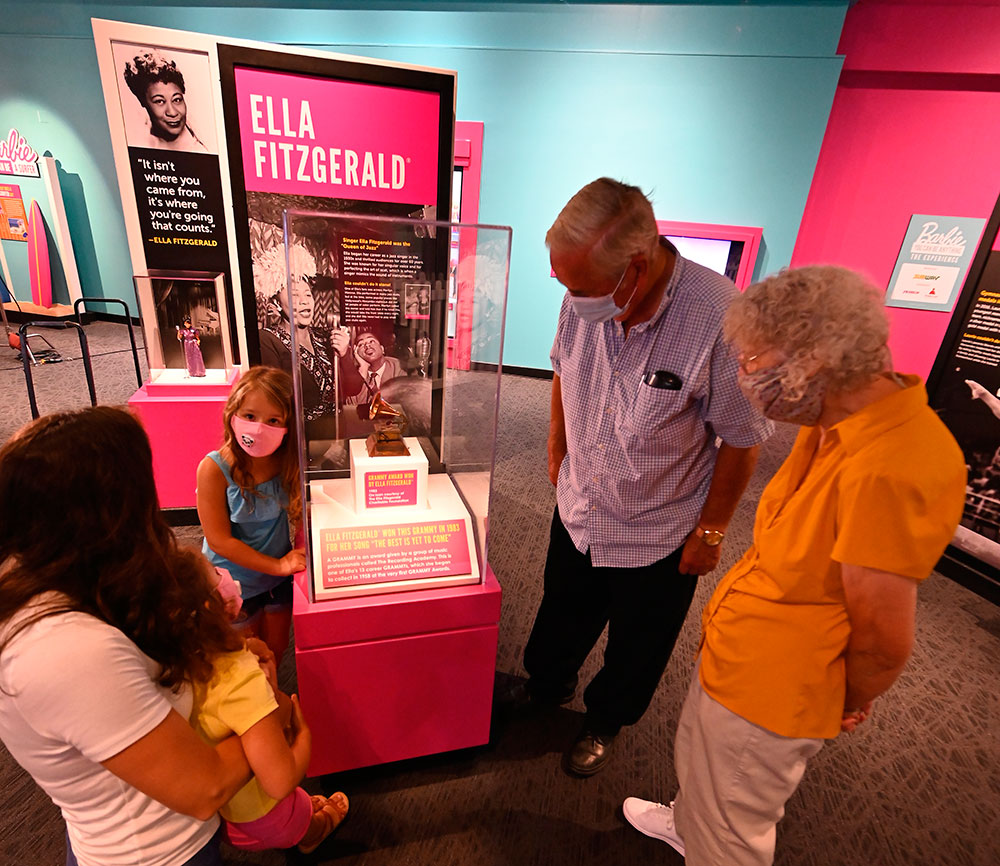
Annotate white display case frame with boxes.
[133,269,235,386]
[282,211,511,602]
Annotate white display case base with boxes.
[149,367,232,386]
[310,473,480,600]
[451,470,490,570]
[350,437,429,513]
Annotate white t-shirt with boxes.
[0,597,218,866]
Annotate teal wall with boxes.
[0,34,131,312]
[0,1,847,368]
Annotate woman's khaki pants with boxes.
[673,668,825,866]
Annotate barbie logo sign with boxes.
[910,221,966,261]
[0,129,40,178]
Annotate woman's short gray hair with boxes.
[546,178,659,279]
[724,265,891,397]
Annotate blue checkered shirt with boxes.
[551,254,773,568]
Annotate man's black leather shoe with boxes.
[496,679,575,712]
[564,730,616,776]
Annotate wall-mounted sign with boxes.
[0,184,28,241]
[0,129,40,178]
[110,43,230,276]
[885,214,986,312]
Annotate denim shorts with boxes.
[239,576,293,619]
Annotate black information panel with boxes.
[128,148,229,271]
[126,147,238,360]
[927,191,1000,599]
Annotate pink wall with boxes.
[791,0,1000,378]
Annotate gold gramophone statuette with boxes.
[366,392,410,457]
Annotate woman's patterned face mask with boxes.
[739,363,826,426]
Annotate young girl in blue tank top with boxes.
[197,366,305,661]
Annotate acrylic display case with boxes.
[132,269,235,389]
[282,211,511,601]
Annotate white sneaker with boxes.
[622,797,685,856]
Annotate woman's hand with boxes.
[840,701,873,733]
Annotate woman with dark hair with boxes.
[0,407,253,865]
[123,50,208,152]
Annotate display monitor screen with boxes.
[663,235,745,284]
[656,221,762,289]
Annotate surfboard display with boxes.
[27,200,52,308]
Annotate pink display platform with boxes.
[128,370,240,508]
[293,565,502,776]
[143,372,238,399]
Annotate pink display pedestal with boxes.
[293,565,502,776]
[128,370,240,508]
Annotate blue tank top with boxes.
[201,451,291,599]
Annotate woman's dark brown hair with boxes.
[0,407,242,688]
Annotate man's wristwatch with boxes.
[695,525,725,547]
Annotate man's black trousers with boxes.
[523,507,699,736]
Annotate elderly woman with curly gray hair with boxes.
[623,265,967,866]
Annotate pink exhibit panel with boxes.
[792,84,1000,379]
[234,67,440,205]
[293,567,501,776]
[790,0,1000,379]
[448,121,484,371]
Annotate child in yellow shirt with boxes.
[197,571,348,853]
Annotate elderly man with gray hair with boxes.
[511,178,772,776]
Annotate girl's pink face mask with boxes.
[230,414,287,457]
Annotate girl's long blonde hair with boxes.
[221,366,302,527]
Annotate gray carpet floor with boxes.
[0,322,998,865]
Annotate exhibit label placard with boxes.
[0,184,28,241]
[886,215,986,311]
[127,151,229,270]
[365,469,418,508]
[319,520,472,588]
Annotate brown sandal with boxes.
[298,792,350,854]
